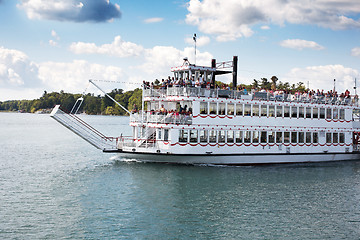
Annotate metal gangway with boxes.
[50,105,118,151]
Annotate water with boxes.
[1,112,360,239]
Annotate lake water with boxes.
[1,112,360,239]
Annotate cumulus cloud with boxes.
[351,47,360,57]
[38,60,124,92]
[185,35,210,47]
[186,0,360,41]
[284,65,359,93]
[280,39,325,50]
[69,36,144,57]
[144,17,163,23]
[0,46,40,88]
[18,0,121,22]
[139,46,213,77]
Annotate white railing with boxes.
[130,112,192,125]
[143,87,359,106]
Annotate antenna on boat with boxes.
[193,33,197,65]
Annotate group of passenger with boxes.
[132,103,192,117]
[142,77,358,105]
[143,76,213,90]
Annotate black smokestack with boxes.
[232,56,238,90]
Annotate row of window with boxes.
[178,129,346,144]
[199,102,346,120]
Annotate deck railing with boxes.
[130,112,192,125]
[144,87,359,106]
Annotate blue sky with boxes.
[1,0,360,100]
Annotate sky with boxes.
[1,0,360,101]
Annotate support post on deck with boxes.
[211,58,216,89]
[232,56,238,90]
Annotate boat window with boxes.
[227,131,234,143]
[158,129,162,140]
[339,109,345,120]
[164,129,169,141]
[333,109,338,120]
[339,133,345,143]
[306,132,312,143]
[209,103,217,115]
[326,108,332,119]
[291,132,297,143]
[244,131,251,143]
[299,132,304,143]
[209,130,217,143]
[313,132,318,143]
[236,104,243,116]
[179,101,192,114]
[200,102,208,115]
[276,132,283,143]
[200,130,208,143]
[261,105,267,117]
[235,131,243,143]
[218,103,226,116]
[291,106,298,118]
[313,108,319,119]
[269,105,275,117]
[227,103,235,115]
[179,130,188,142]
[269,132,275,143]
[299,107,304,118]
[284,106,290,118]
[284,132,290,143]
[218,130,226,143]
[252,104,260,117]
[260,131,267,143]
[333,133,338,143]
[320,108,325,119]
[190,130,198,143]
[306,107,312,118]
[244,104,251,116]
[276,106,283,118]
[326,133,332,143]
[252,131,259,143]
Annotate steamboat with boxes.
[51,56,360,165]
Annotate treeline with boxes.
[0,88,142,115]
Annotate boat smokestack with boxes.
[232,56,238,90]
[211,58,216,89]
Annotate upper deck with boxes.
[144,86,359,106]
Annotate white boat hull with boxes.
[116,151,360,165]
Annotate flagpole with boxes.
[193,33,197,65]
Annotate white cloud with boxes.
[261,25,270,30]
[186,0,360,41]
[17,0,121,23]
[38,60,125,93]
[280,39,325,50]
[284,64,358,93]
[144,17,164,23]
[51,30,60,40]
[0,46,39,88]
[136,46,213,81]
[69,36,144,57]
[185,35,210,47]
[351,47,360,57]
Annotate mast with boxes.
[193,33,197,65]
